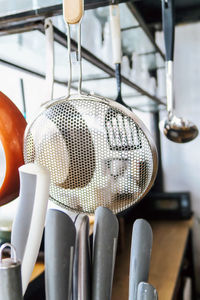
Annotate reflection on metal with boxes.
[126,2,165,60]
[20,78,26,119]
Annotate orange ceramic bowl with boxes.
[0,91,27,206]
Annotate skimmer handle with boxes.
[63,0,84,96]
[63,0,84,24]
[161,0,175,115]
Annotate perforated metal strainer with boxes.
[24,0,158,215]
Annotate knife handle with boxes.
[129,219,153,300]
[92,207,119,300]
[45,209,76,300]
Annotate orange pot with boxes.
[0,91,27,206]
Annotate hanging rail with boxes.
[0,1,166,106]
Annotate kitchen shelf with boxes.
[0,0,131,25]
[0,1,166,111]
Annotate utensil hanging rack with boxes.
[0,0,166,109]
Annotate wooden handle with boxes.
[63,0,84,24]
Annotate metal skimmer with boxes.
[24,0,158,215]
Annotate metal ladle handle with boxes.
[161,0,175,118]
[166,60,174,118]
[63,0,84,96]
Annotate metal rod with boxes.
[66,23,72,97]
[77,21,82,94]
[138,51,157,56]
[166,60,174,116]
[0,56,111,84]
[20,78,27,119]
[126,2,165,61]
[0,58,90,94]
[0,1,131,28]
[150,111,164,192]
[0,22,165,105]
[0,2,165,105]
[0,21,43,36]
[47,26,165,105]
[0,58,162,112]
[73,75,111,82]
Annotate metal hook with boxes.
[0,243,17,263]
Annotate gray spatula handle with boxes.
[137,282,158,300]
[129,219,153,300]
[92,207,119,300]
[73,214,91,300]
[45,209,76,300]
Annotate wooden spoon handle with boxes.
[63,0,84,24]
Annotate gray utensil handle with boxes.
[129,219,153,300]
[73,215,91,300]
[45,209,76,300]
[137,282,158,300]
[92,207,119,300]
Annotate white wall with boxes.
[157,22,200,291]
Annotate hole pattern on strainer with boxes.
[24,96,155,214]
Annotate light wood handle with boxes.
[63,0,84,24]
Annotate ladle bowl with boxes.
[163,115,198,143]
[161,0,198,144]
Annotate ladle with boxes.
[161,0,198,143]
